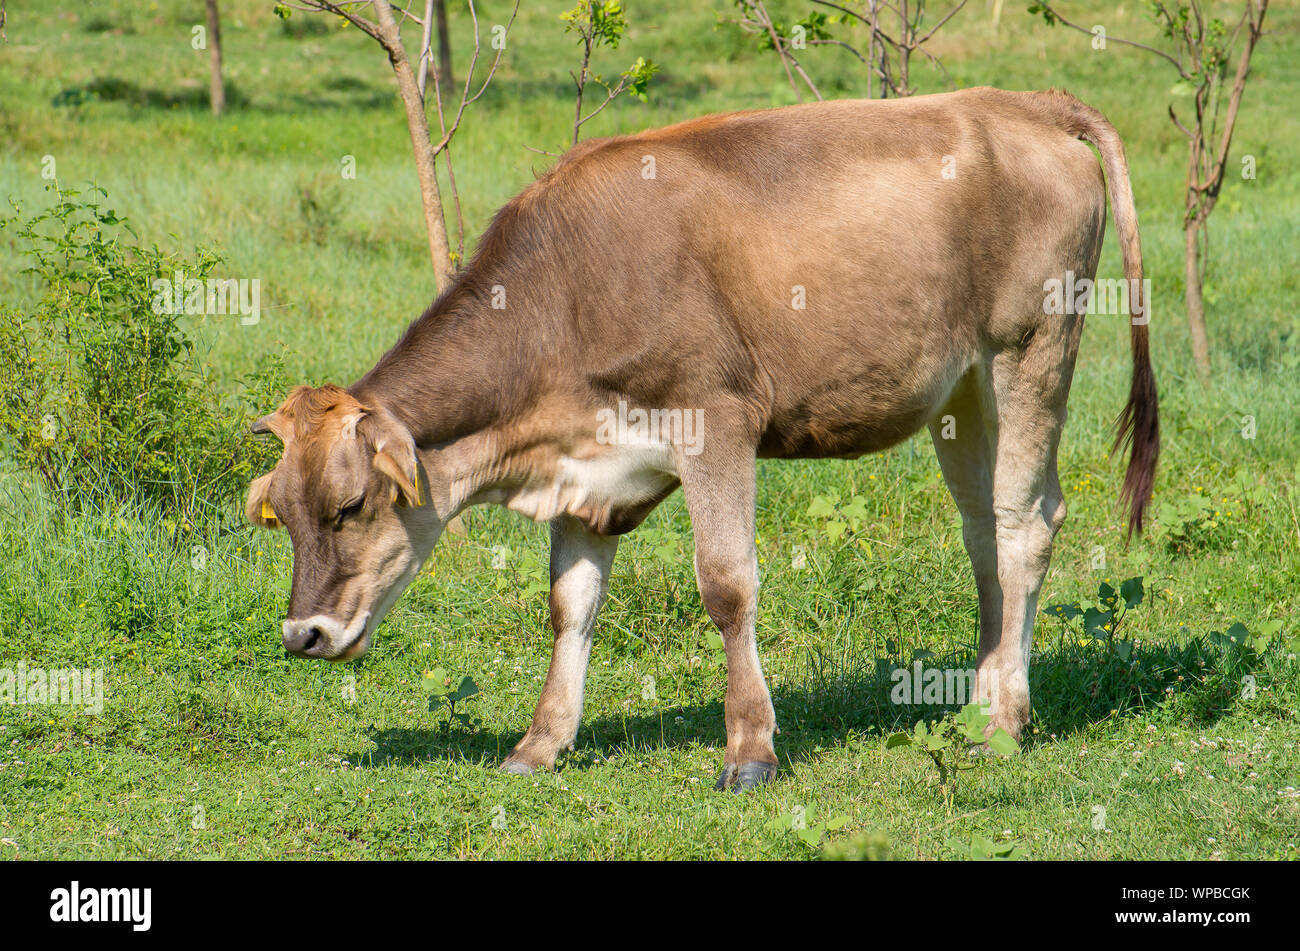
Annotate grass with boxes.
[1,0,1298,860]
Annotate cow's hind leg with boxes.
[933,329,1077,739]
[678,436,778,792]
[980,336,1076,738]
[929,365,999,714]
[502,516,618,774]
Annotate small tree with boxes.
[1030,1,1270,380]
[562,1,657,147]
[735,0,966,101]
[816,0,966,98]
[275,0,518,288]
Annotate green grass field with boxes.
[1,0,1298,859]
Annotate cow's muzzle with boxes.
[282,613,370,660]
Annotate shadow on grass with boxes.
[48,65,732,122]
[53,77,249,111]
[51,75,391,113]
[349,635,1262,773]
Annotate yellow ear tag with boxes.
[390,469,424,509]
[261,500,277,523]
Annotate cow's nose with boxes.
[282,619,324,655]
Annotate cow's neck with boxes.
[351,284,537,447]
[349,282,596,525]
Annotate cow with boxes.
[246,88,1158,791]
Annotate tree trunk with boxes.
[205,0,225,116]
[373,0,453,291]
[1176,0,1267,384]
[435,0,454,89]
[1184,220,1211,380]
[375,0,464,534]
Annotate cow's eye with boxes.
[334,497,365,529]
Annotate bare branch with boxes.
[737,0,821,101]
[431,0,519,155]
[915,0,965,45]
[1168,104,1195,139]
[808,38,870,67]
[524,144,563,158]
[282,1,383,41]
[577,76,629,131]
[1032,2,1191,78]
[810,0,903,50]
[806,0,962,97]
[1207,0,1268,194]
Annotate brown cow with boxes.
[247,88,1158,791]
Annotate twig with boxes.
[737,0,822,101]
[1033,1,1191,77]
[281,0,382,40]
[425,0,519,259]
[915,0,965,45]
[577,76,629,131]
[431,0,518,155]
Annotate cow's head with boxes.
[246,385,443,660]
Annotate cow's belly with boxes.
[756,331,973,459]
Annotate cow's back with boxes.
[492,90,1109,457]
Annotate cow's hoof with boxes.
[500,760,534,776]
[715,761,778,792]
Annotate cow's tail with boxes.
[1035,89,1160,538]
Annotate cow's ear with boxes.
[246,472,281,529]
[251,412,291,442]
[373,448,422,507]
[363,410,423,507]
[338,411,365,441]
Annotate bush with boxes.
[0,186,286,523]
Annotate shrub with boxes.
[0,186,286,523]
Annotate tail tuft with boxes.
[1034,89,1160,538]
[1111,325,1159,537]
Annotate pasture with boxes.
[0,0,1298,860]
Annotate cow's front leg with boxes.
[679,442,778,792]
[502,516,619,774]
